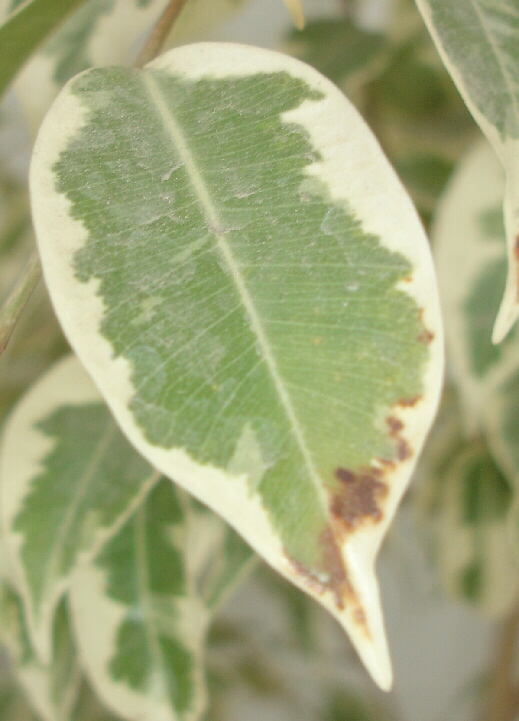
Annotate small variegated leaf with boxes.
[0,588,80,721]
[69,479,224,721]
[0,0,88,98]
[415,0,519,342]
[434,442,519,616]
[0,355,160,662]
[30,43,444,688]
[433,140,519,432]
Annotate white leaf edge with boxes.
[0,355,158,663]
[438,445,519,617]
[69,520,210,721]
[29,42,444,690]
[415,0,519,343]
[432,139,519,434]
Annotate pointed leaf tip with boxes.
[415,0,519,344]
[30,42,443,688]
[282,0,305,30]
[492,272,519,344]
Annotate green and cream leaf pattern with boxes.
[432,139,519,583]
[433,140,519,433]
[9,0,168,138]
[415,0,519,343]
[0,589,81,721]
[434,441,519,616]
[0,356,160,663]
[69,480,211,721]
[417,394,519,617]
[30,43,443,689]
[0,0,88,98]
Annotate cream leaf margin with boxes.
[29,43,444,689]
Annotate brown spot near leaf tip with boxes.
[285,531,371,637]
[286,531,351,610]
[331,466,388,533]
[387,415,412,461]
[320,526,350,609]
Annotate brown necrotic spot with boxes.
[398,394,422,408]
[418,328,435,344]
[286,530,369,634]
[286,534,349,610]
[417,308,435,344]
[386,414,412,461]
[285,404,415,623]
[331,467,388,532]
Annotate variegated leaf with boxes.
[0,0,88,98]
[0,355,160,662]
[433,140,519,433]
[415,391,519,615]
[8,0,168,138]
[30,43,443,688]
[415,0,519,342]
[434,441,518,616]
[9,0,251,139]
[69,478,252,721]
[0,588,80,721]
[432,140,519,574]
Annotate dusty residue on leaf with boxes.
[515,235,519,298]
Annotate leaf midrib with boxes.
[133,503,171,707]
[35,420,118,614]
[142,71,327,504]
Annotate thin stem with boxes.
[134,0,190,69]
[479,604,519,721]
[0,250,41,356]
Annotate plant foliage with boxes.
[0,0,518,720]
